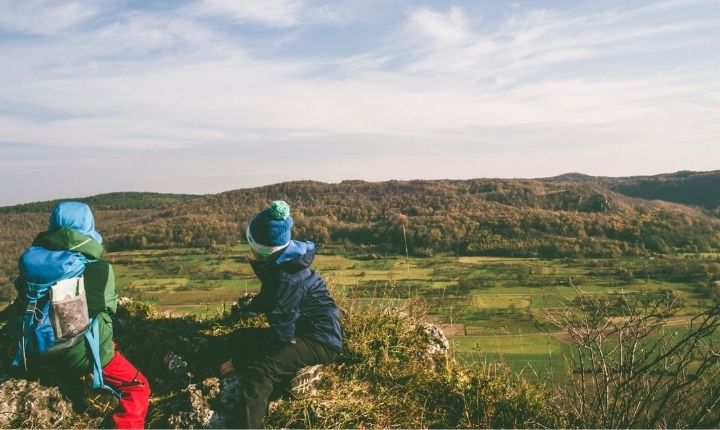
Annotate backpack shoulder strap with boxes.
[84,317,121,398]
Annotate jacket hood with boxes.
[275,240,316,267]
[33,228,104,260]
[48,201,103,244]
[251,240,316,280]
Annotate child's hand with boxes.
[219,359,235,376]
[230,293,258,321]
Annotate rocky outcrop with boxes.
[418,322,450,358]
[167,377,224,429]
[0,299,452,429]
[0,377,75,428]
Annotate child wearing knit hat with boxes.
[219,200,343,429]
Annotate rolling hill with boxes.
[1,171,719,294]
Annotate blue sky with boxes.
[1,0,719,206]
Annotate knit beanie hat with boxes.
[246,200,293,256]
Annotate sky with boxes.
[0,0,719,206]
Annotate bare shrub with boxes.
[544,282,720,428]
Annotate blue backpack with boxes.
[12,252,119,397]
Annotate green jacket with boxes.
[16,228,118,372]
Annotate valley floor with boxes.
[103,245,720,375]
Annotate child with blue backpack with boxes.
[9,202,150,429]
[219,200,343,428]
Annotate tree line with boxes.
[1,178,719,292]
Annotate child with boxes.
[11,202,150,429]
[220,200,342,428]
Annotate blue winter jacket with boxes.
[247,240,343,351]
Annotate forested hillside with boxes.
[107,179,719,256]
[558,170,720,211]
[1,173,719,295]
[0,192,199,214]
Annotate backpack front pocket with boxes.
[51,277,90,341]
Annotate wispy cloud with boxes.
[0,0,99,35]
[191,0,303,27]
[187,0,373,28]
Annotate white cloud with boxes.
[192,0,302,27]
[187,0,374,27]
[407,6,473,47]
[396,3,720,86]
[0,0,99,35]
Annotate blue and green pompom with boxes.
[269,200,291,220]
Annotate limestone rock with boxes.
[167,377,224,429]
[418,322,449,357]
[0,376,76,429]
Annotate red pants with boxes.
[102,352,151,429]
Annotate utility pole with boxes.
[402,224,410,272]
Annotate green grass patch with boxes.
[102,248,718,374]
[452,333,570,374]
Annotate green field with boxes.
[453,333,571,375]
[102,244,719,374]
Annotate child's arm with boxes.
[245,289,270,314]
[266,280,304,344]
[231,288,273,319]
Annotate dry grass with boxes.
[0,296,557,429]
